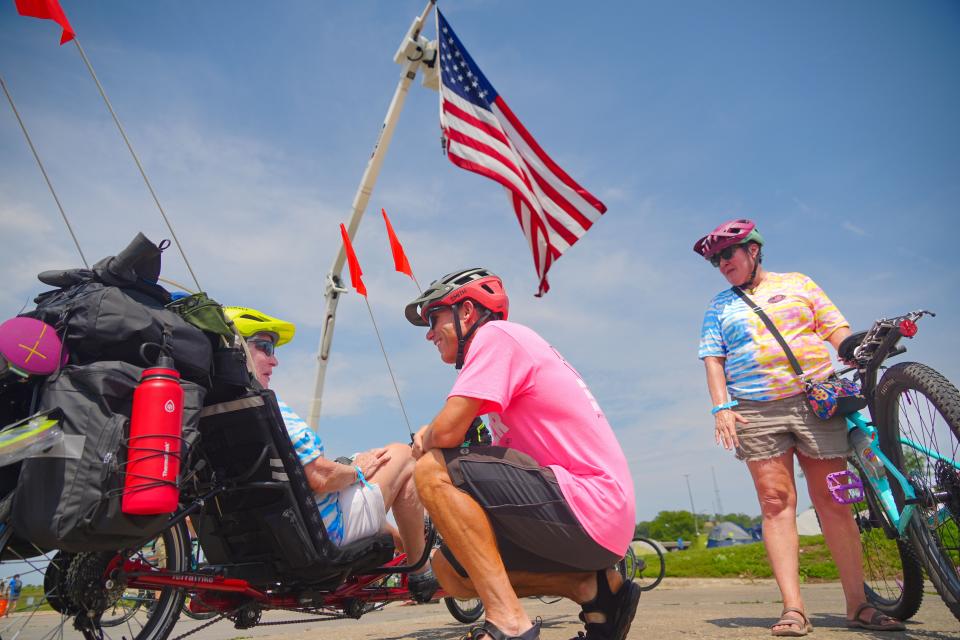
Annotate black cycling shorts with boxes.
[438,446,620,577]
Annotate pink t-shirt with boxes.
[449,321,635,555]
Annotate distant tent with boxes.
[796,507,822,536]
[707,521,755,548]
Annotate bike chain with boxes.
[169,601,356,640]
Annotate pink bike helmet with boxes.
[693,218,764,259]
[405,267,509,327]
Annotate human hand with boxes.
[354,447,391,479]
[714,410,747,450]
[411,425,430,460]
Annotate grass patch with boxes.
[647,534,900,581]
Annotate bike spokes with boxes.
[897,388,960,569]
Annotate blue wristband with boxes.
[355,466,373,489]
[711,400,739,415]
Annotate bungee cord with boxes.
[1,72,89,269]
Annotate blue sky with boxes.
[1,1,958,522]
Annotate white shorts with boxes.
[337,482,387,546]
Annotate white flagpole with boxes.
[307,0,438,429]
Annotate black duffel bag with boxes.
[10,361,204,552]
[24,234,213,384]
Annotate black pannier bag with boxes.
[10,361,204,552]
[24,233,213,385]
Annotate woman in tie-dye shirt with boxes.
[694,219,904,635]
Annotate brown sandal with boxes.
[771,608,813,637]
[846,603,905,631]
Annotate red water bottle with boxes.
[122,354,183,515]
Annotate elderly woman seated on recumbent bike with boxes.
[224,306,438,600]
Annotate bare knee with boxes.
[757,486,796,518]
[414,451,450,503]
[385,442,413,463]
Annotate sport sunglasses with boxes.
[247,339,276,357]
[427,307,452,332]
[710,245,743,267]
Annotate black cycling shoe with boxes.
[407,567,439,603]
[575,570,641,640]
[463,619,541,640]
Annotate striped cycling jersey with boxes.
[278,400,344,544]
[698,272,849,402]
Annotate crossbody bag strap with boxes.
[731,287,805,379]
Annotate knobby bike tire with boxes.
[0,516,190,640]
[444,596,484,623]
[851,458,924,620]
[875,361,960,621]
[630,537,665,592]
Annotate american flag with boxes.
[437,10,607,296]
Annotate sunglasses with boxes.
[247,339,276,357]
[427,308,450,332]
[710,245,743,267]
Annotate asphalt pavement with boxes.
[1,578,955,640]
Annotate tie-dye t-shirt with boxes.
[698,272,848,402]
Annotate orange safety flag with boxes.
[339,224,367,297]
[15,0,76,44]
[381,208,413,279]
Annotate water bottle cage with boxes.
[111,433,190,499]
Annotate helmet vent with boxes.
[480,284,495,294]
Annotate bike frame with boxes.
[845,411,917,537]
[842,309,960,538]
[121,549,449,614]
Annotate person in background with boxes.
[223,307,437,601]
[6,573,21,616]
[695,219,904,635]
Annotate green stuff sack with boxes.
[166,292,234,342]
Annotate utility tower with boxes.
[711,466,724,519]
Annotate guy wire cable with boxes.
[1,72,89,269]
[71,38,201,292]
[362,295,414,441]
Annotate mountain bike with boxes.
[826,310,959,621]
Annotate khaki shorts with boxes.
[734,393,850,462]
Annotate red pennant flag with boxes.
[15,0,76,45]
[339,224,367,297]
[381,208,413,279]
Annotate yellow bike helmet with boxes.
[224,307,296,346]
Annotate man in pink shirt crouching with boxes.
[407,268,638,640]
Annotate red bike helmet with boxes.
[405,267,509,327]
[693,218,764,259]
[405,268,509,369]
